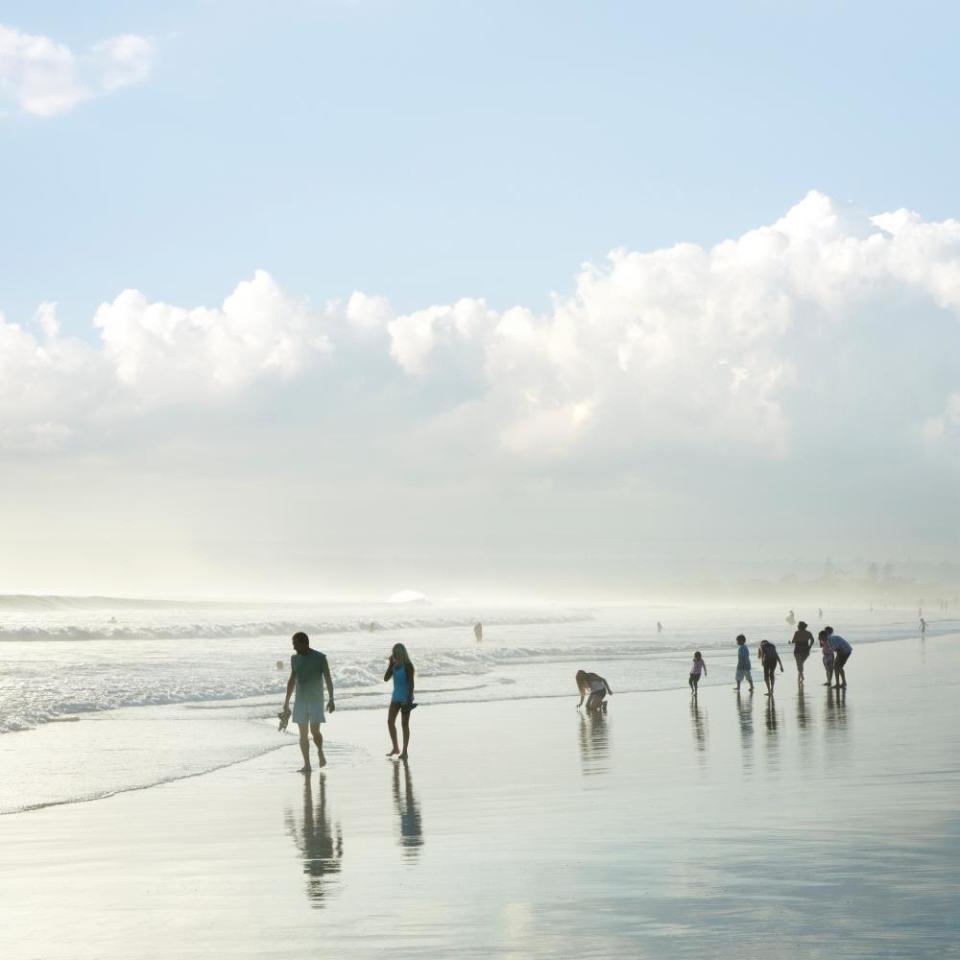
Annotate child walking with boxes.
[689,651,707,696]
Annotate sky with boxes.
[1,1,959,598]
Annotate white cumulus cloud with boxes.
[0,23,154,117]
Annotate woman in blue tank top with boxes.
[384,643,416,759]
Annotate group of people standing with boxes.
[727,621,853,698]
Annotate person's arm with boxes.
[603,677,613,695]
[407,663,415,705]
[384,658,394,682]
[778,655,784,672]
[577,679,586,708]
[703,662,707,676]
[323,658,335,711]
[283,669,296,711]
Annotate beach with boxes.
[2,630,959,959]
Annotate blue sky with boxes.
[2,2,959,596]
[4,0,960,331]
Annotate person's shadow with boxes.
[285,775,344,906]
[392,760,424,859]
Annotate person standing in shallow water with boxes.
[791,621,815,684]
[283,632,335,773]
[385,643,416,760]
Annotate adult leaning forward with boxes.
[283,631,335,772]
[824,627,852,689]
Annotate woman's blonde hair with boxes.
[392,643,412,668]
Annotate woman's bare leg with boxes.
[400,709,411,760]
[387,701,401,756]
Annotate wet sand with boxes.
[2,633,959,959]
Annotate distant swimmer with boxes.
[657,621,663,634]
[785,610,796,626]
[385,643,417,760]
[790,621,814,685]
[689,651,707,697]
[734,634,754,693]
[818,607,823,619]
[576,670,612,713]
[282,632,335,773]
[474,622,483,642]
[818,630,834,687]
[823,627,852,689]
[758,639,784,697]
[276,659,285,670]
[920,617,927,635]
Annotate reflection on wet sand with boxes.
[285,775,343,907]
[764,697,779,757]
[824,686,848,731]
[578,713,611,775]
[796,690,808,729]
[689,699,707,752]
[392,760,423,859]
[736,691,754,762]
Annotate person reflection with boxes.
[736,690,754,758]
[824,685,848,730]
[285,775,343,906]
[689,699,707,752]
[796,689,808,729]
[392,760,423,858]
[765,697,779,735]
[577,712,610,774]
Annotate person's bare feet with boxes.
[386,748,399,757]
[298,766,311,774]
[317,751,327,769]
[398,752,408,761]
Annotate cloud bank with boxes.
[3,192,959,470]
[0,24,153,116]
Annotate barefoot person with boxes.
[282,631,335,772]
[384,643,416,760]
[758,639,784,697]
[824,627,853,688]
[576,670,612,712]
[689,651,707,696]
[735,634,754,693]
[790,621,814,684]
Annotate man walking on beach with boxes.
[282,632,335,772]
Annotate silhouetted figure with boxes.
[657,621,663,634]
[689,651,706,697]
[818,607,823,618]
[758,639,784,697]
[920,617,927,635]
[474,622,483,642]
[283,632,335,772]
[790,621,814,684]
[392,760,423,858]
[285,775,343,906]
[576,669,612,712]
[785,610,796,626]
[824,627,852,688]
[734,634,754,692]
